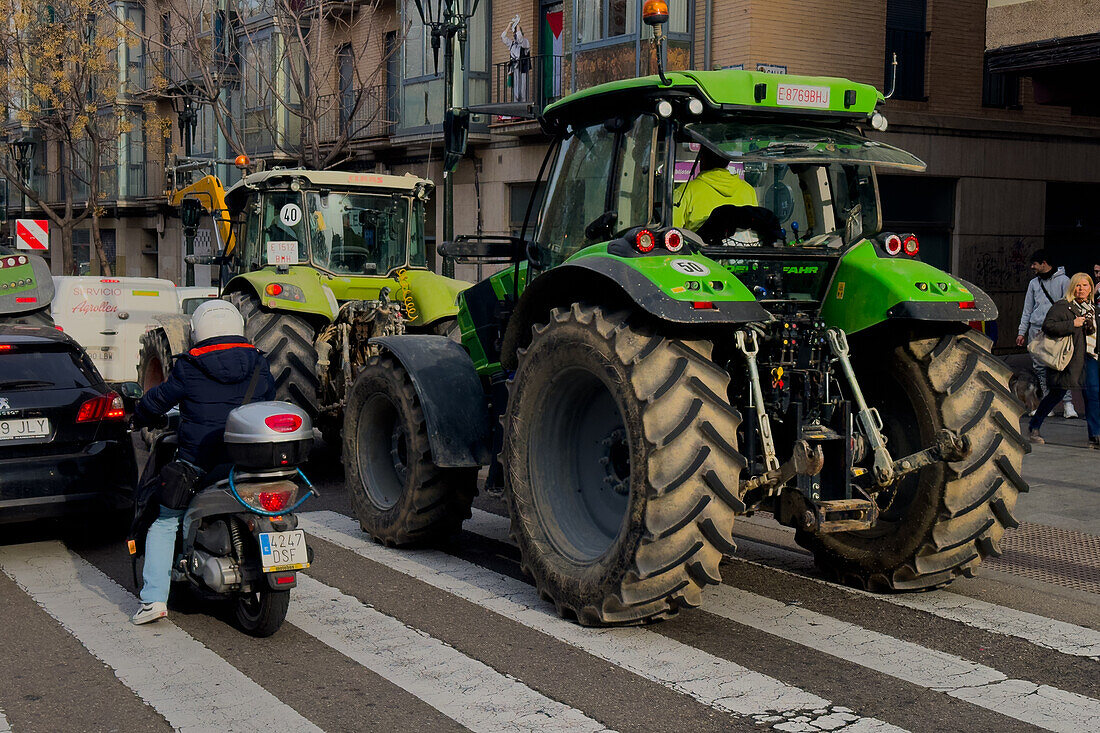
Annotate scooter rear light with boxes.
[258,490,292,512]
[265,414,303,433]
[635,229,656,253]
[274,574,296,585]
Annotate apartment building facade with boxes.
[11,1,1098,349]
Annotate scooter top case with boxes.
[224,401,313,469]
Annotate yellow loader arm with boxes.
[169,174,237,257]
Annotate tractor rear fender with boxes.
[0,252,54,316]
[499,256,770,371]
[369,335,492,468]
[223,268,339,325]
[149,313,193,355]
[396,268,470,327]
[818,241,998,335]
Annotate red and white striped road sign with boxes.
[15,219,48,251]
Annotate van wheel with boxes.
[137,329,174,390]
[226,291,320,417]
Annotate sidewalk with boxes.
[1017,415,1099,534]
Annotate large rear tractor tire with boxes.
[796,329,1028,591]
[137,329,174,391]
[504,303,745,626]
[225,291,320,418]
[343,354,478,545]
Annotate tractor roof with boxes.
[226,168,430,198]
[543,69,884,128]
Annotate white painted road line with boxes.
[301,511,906,732]
[471,508,1100,662]
[705,584,1100,733]
[0,706,10,733]
[291,574,615,733]
[0,542,321,733]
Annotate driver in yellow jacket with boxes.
[673,147,759,231]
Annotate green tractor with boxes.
[341,67,1026,624]
[139,163,469,441]
[0,248,54,327]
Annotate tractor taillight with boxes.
[635,229,656,253]
[902,235,920,256]
[959,301,976,310]
[883,234,902,256]
[265,283,284,296]
[664,229,684,252]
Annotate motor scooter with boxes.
[138,401,317,636]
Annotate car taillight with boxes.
[265,414,303,433]
[635,229,656,253]
[0,344,12,352]
[77,392,126,422]
[258,490,293,512]
[883,234,902,256]
[664,229,684,252]
[902,235,920,256]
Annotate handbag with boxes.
[1028,330,1074,371]
[157,459,205,510]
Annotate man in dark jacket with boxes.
[130,299,275,625]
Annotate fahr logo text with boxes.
[71,300,119,315]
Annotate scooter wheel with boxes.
[235,589,290,637]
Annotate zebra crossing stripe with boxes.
[0,542,321,732]
[469,508,1100,662]
[704,585,1100,733]
[290,574,614,733]
[300,511,906,732]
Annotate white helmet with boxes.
[191,299,245,343]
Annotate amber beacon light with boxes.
[642,0,669,25]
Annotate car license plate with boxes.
[0,417,50,441]
[259,530,309,572]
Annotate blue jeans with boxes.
[1085,356,1100,440]
[140,506,185,605]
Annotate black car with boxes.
[0,324,136,523]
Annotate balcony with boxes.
[489,54,564,121]
[311,86,396,143]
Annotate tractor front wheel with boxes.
[796,329,1028,591]
[225,291,320,417]
[343,355,478,545]
[137,329,174,391]
[504,303,745,626]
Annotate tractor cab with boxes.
[224,170,433,281]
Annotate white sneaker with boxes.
[131,602,168,625]
[1064,403,1079,419]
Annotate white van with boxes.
[175,286,219,315]
[52,276,180,383]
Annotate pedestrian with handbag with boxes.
[1016,250,1076,418]
[1028,272,1096,444]
[1084,262,1100,448]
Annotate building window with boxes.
[575,0,688,46]
[509,182,546,237]
[982,57,1020,109]
[884,0,927,101]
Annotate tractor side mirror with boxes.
[443,107,469,173]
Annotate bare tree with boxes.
[0,0,138,274]
[145,0,398,170]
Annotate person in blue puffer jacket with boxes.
[129,299,275,625]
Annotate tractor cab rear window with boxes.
[670,123,923,249]
[306,192,413,276]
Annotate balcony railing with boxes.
[490,54,564,115]
[311,86,395,143]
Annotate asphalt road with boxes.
[0,437,1097,733]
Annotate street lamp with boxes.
[173,91,199,157]
[411,0,481,278]
[8,134,36,239]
